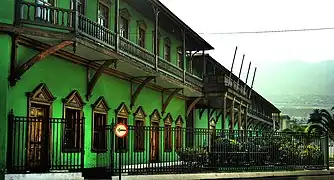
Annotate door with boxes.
[27,103,50,172]
[150,122,159,162]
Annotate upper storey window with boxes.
[137,20,147,48]
[98,1,110,28]
[70,0,85,14]
[164,38,171,62]
[177,47,183,69]
[120,8,131,39]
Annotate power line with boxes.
[127,27,334,35]
[202,27,334,35]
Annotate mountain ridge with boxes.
[253,60,334,117]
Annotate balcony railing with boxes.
[15,1,203,88]
[247,108,276,124]
[78,14,116,47]
[19,1,74,30]
[185,71,203,87]
[119,36,155,66]
[204,74,248,97]
[223,75,248,96]
[158,57,184,80]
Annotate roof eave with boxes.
[150,0,214,51]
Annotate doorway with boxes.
[27,103,50,171]
[150,122,159,162]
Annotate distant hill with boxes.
[253,60,334,117]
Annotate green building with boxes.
[0,0,280,178]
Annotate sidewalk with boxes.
[111,169,330,180]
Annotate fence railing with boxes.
[92,126,327,176]
[6,113,328,176]
[7,115,85,173]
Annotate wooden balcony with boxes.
[16,1,203,93]
[248,108,279,129]
[203,74,248,97]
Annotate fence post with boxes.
[322,135,329,170]
[110,122,115,176]
[80,117,85,171]
[6,110,14,172]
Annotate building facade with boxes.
[0,0,280,178]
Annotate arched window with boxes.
[115,102,130,152]
[134,106,146,152]
[91,96,110,152]
[175,115,183,151]
[62,90,86,152]
[164,113,173,152]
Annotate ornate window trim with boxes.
[120,8,132,20]
[115,102,130,152]
[62,90,85,153]
[150,109,161,123]
[27,83,56,107]
[91,96,110,153]
[134,106,147,152]
[115,102,130,118]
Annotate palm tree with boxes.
[307,107,334,136]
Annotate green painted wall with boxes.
[0,0,14,24]
[0,35,11,180]
[8,44,186,168]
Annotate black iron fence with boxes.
[6,113,328,176]
[6,113,84,173]
[92,126,327,176]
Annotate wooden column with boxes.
[182,30,186,83]
[114,0,120,51]
[153,6,160,71]
[223,92,227,130]
[231,98,235,131]
[244,105,248,130]
[238,103,242,130]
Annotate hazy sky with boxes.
[160,0,334,83]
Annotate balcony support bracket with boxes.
[186,97,202,119]
[86,59,117,101]
[199,108,206,119]
[161,88,183,116]
[216,109,224,122]
[130,76,156,110]
[9,40,74,86]
[209,109,216,120]
[245,117,255,130]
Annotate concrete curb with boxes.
[111,169,330,180]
